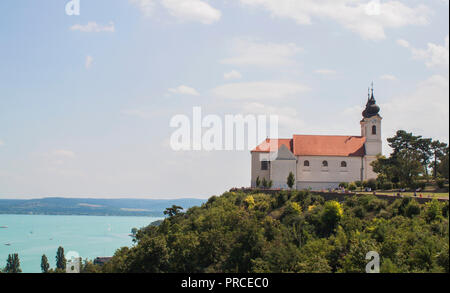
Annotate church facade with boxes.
[250,90,383,190]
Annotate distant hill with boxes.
[0,197,206,217]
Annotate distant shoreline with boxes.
[0,197,206,218]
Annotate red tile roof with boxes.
[293,135,366,157]
[252,138,292,153]
[252,135,366,157]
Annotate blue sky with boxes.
[0,0,448,199]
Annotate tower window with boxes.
[372,125,377,135]
[261,161,269,170]
[304,160,310,167]
[341,161,347,168]
[322,161,328,167]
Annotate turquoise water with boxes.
[0,214,161,273]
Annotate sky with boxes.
[0,0,448,199]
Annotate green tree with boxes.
[262,177,268,189]
[56,246,66,270]
[164,205,183,217]
[339,182,349,189]
[4,254,21,273]
[354,180,363,191]
[438,147,449,180]
[414,137,432,180]
[321,201,343,234]
[41,254,50,273]
[424,199,443,223]
[287,172,295,189]
[430,141,448,179]
[255,176,261,188]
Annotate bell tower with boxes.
[360,84,382,179]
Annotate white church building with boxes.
[251,89,382,190]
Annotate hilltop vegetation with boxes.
[99,190,449,273]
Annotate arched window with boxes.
[372,125,377,135]
[322,160,328,167]
[304,160,310,167]
[341,161,347,168]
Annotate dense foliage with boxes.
[372,130,449,189]
[100,191,449,273]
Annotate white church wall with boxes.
[364,156,378,180]
[296,156,363,190]
[250,152,270,187]
[270,159,296,189]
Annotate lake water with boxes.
[0,214,161,273]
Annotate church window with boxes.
[261,161,269,170]
[372,125,377,135]
[322,160,328,167]
[304,160,310,167]
[341,161,347,168]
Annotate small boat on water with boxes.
[0,226,8,228]
[4,243,11,246]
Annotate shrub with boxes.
[405,200,421,218]
[321,201,343,232]
[410,181,426,190]
[244,196,255,209]
[339,182,349,189]
[348,183,357,191]
[353,205,366,219]
[424,199,443,223]
[436,179,445,189]
[354,181,362,188]
[285,202,302,216]
[382,182,393,190]
[366,179,377,190]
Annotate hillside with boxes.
[0,198,205,217]
[99,190,449,273]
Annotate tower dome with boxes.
[362,86,380,118]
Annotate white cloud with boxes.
[85,55,94,69]
[380,74,397,81]
[130,0,221,24]
[130,0,156,16]
[70,22,115,33]
[396,39,410,48]
[169,85,200,96]
[161,0,221,24]
[314,69,336,75]
[221,39,303,67]
[212,81,309,100]
[398,36,449,69]
[238,0,430,40]
[412,36,449,69]
[224,70,243,80]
